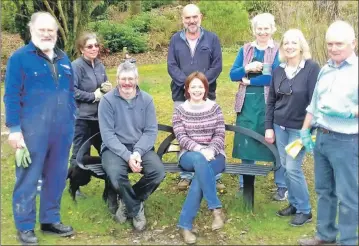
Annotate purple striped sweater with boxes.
[172,100,226,158]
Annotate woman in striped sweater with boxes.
[172,72,226,244]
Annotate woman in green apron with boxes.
[229,13,287,201]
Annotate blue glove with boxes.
[300,129,315,153]
[319,106,356,118]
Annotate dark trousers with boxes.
[70,119,102,167]
[102,149,166,217]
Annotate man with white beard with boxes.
[4,11,76,244]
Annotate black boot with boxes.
[17,230,38,245]
[276,204,297,217]
[40,222,74,237]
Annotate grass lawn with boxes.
[1,52,317,245]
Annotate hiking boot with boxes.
[276,204,297,217]
[180,229,197,244]
[273,187,288,201]
[40,222,74,237]
[216,179,226,191]
[178,178,191,191]
[107,192,118,215]
[17,230,38,245]
[290,212,312,226]
[212,208,225,231]
[298,236,336,245]
[133,202,146,231]
[115,199,127,224]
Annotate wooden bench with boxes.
[76,124,280,210]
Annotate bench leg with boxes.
[243,175,255,211]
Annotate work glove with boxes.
[319,105,356,119]
[100,81,113,93]
[93,88,104,102]
[15,146,32,168]
[299,129,315,153]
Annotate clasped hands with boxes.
[128,151,142,173]
[8,132,32,168]
[238,61,263,86]
[94,81,113,102]
[194,145,215,161]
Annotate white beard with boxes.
[32,35,56,52]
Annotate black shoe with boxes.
[41,223,74,237]
[276,204,297,217]
[17,230,38,245]
[290,212,312,226]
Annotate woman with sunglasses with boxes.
[265,29,320,226]
[68,32,112,198]
[229,13,287,201]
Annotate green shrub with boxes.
[198,1,252,48]
[89,21,148,53]
[125,12,152,33]
[142,0,174,12]
[242,0,274,18]
[1,1,18,33]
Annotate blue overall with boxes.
[4,41,76,231]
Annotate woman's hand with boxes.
[240,77,251,86]
[265,129,275,144]
[200,148,215,161]
[245,61,263,73]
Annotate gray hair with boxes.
[116,61,139,79]
[251,13,276,35]
[326,20,355,44]
[279,29,311,63]
[27,11,58,30]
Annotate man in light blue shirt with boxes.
[299,21,358,246]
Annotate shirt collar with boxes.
[279,59,306,68]
[327,52,358,68]
[250,39,275,49]
[180,27,203,41]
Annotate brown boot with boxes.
[212,208,225,231]
[298,236,336,245]
[179,229,196,244]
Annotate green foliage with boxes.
[1,1,18,33]
[125,12,152,33]
[142,0,174,12]
[198,1,252,48]
[242,0,274,18]
[89,21,148,53]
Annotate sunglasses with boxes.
[85,44,100,49]
[277,72,293,96]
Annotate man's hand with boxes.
[300,129,315,153]
[128,157,142,173]
[100,81,113,93]
[319,105,357,119]
[93,88,104,102]
[265,129,275,144]
[200,148,215,162]
[131,151,142,163]
[245,61,263,73]
[8,132,25,149]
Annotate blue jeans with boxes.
[238,159,286,189]
[177,152,225,230]
[274,124,311,214]
[180,171,222,181]
[314,131,358,245]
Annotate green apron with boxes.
[232,82,275,162]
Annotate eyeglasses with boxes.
[277,72,293,96]
[85,44,100,49]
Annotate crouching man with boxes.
[98,61,166,231]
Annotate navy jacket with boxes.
[167,28,222,101]
[4,41,76,133]
[72,56,107,120]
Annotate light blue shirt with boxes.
[306,53,358,134]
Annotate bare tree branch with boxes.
[57,0,69,36]
[73,0,78,40]
[42,0,67,44]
